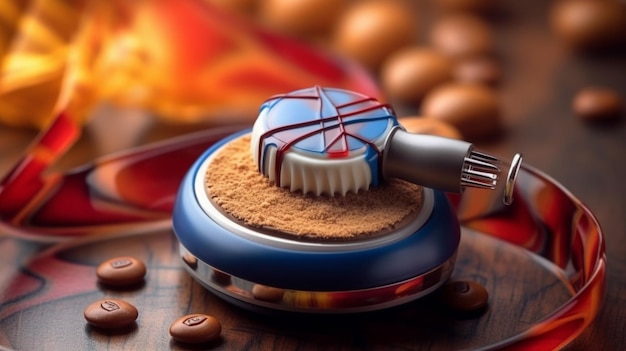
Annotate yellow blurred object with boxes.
[0,0,378,130]
[0,0,85,129]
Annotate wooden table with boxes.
[1,1,625,350]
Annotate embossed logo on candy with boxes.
[183,316,207,326]
[251,86,399,196]
[101,300,121,312]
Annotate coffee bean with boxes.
[439,280,488,312]
[333,0,418,70]
[84,299,138,329]
[252,284,285,302]
[169,314,222,344]
[381,47,453,102]
[434,0,496,14]
[258,0,349,40]
[398,116,462,140]
[453,56,501,86]
[429,14,493,59]
[551,0,626,51]
[96,256,146,287]
[573,87,623,121]
[421,83,501,141]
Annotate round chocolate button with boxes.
[84,298,138,329]
[169,314,222,344]
[96,256,146,287]
[439,280,489,313]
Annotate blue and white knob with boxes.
[250,86,522,205]
[250,86,398,196]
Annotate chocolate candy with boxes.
[421,82,501,141]
[381,47,453,102]
[84,299,138,329]
[333,0,417,70]
[169,314,222,344]
[429,14,493,59]
[573,87,623,121]
[96,256,146,287]
[453,56,501,86]
[434,0,496,14]
[439,280,488,312]
[551,0,626,51]
[258,0,348,40]
[398,116,463,140]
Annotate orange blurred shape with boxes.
[0,0,85,129]
[0,0,378,129]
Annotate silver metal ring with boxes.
[504,153,523,205]
[179,243,456,313]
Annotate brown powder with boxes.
[205,135,423,241]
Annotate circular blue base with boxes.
[172,130,460,292]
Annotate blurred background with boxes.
[1,0,624,160]
[0,0,625,349]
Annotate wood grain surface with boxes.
[1,1,625,350]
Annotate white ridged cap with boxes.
[250,86,398,196]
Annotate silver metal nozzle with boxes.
[382,127,522,205]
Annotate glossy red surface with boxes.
[0,112,606,350]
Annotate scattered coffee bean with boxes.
[551,0,626,51]
[84,298,138,329]
[434,0,496,14]
[96,256,146,287]
[421,83,501,141]
[333,0,417,70]
[429,14,493,59]
[453,55,501,86]
[381,47,453,102]
[573,87,623,121]
[439,280,488,312]
[258,0,348,40]
[252,284,285,302]
[169,314,222,344]
[398,116,463,140]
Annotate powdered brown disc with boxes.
[206,135,424,241]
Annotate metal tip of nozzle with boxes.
[461,151,523,205]
[461,150,502,190]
